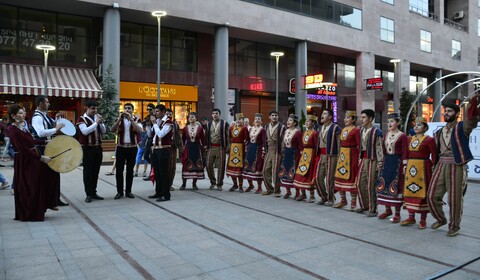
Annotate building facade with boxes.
[0,0,478,128]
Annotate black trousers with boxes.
[115,146,137,194]
[152,148,171,199]
[82,146,103,196]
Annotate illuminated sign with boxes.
[289,78,296,94]
[120,82,198,101]
[366,77,383,90]
[316,83,337,96]
[249,82,263,91]
[304,74,324,89]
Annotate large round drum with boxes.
[44,135,83,173]
[57,118,77,136]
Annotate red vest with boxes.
[117,117,139,145]
[76,115,102,146]
[154,119,173,146]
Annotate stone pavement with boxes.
[0,162,479,280]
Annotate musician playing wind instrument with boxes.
[76,100,106,203]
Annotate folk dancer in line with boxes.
[227,113,249,192]
[279,114,303,199]
[427,94,479,237]
[376,112,408,223]
[262,110,286,196]
[206,108,229,191]
[315,109,341,206]
[401,117,436,229]
[355,109,383,217]
[293,114,318,201]
[333,110,361,211]
[31,95,67,207]
[148,104,174,201]
[111,103,142,199]
[243,113,266,194]
[180,112,206,190]
[76,100,106,203]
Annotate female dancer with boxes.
[279,114,303,199]
[243,113,265,193]
[180,112,206,190]
[401,117,436,229]
[333,110,361,211]
[227,113,250,192]
[376,112,408,223]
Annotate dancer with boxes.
[279,114,303,199]
[180,112,206,190]
[243,113,265,193]
[227,113,249,192]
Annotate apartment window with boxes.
[409,0,432,17]
[380,17,395,43]
[452,40,461,60]
[420,30,431,53]
[382,0,394,5]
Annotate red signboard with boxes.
[366,77,383,90]
[289,78,296,94]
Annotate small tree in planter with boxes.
[98,64,120,140]
[399,87,414,133]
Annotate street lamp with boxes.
[36,44,56,95]
[271,51,284,111]
[152,10,167,105]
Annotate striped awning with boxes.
[0,63,102,98]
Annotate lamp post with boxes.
[390,58,401,112]
[152,10,167,105]
[271,51,284,112]
[36,44,56,95]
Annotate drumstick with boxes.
[50,148,72,159]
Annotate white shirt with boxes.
[31,110,56,138]
[152,115,173,144]
[78,113,106,138]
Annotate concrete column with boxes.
[295,41,307,119]
[214,26,229,117]
[433,69,443,122]
[355,52,375,113]
[394,60,410,112]
[103,7,121,100]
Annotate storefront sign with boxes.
[120,82,198,101]
[366,77,383,90]
[0,29,73,51]
[289,78,296,94]
[316,83,337,96]
[304,74,324,89]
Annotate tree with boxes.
[98,64,120,140]
[399,87,414,133]
[298,109,307,132]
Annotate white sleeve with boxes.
[79,122,98,135]
[153,123,173,139]
[31,115,56,137]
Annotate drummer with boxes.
[31,95,69,207]
[77,100,106,203]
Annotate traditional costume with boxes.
[334,111,361,210]
[262,113,286,196]
[315,118,341,205]
[181,121,206,181]
[279,115,303,198]
[293,115,318,200]
[151,115,174,201]
[402,118,437,228]
[243,113,266,193]
[427,97,479,236]
[227,113,250,191]
[206,117,229,191]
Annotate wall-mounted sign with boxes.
[304,74,324,89]
[366,77,383,90]
[289,78,296,94]
[120,82,198,101]
[316,83,337,96]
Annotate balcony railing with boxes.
[409,5,438,22]
[444,18,467,32]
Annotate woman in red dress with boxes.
[334,110,361,211]
[227,113,250,192]
[401,117,436,229]
[8,104,57,221]
[243,113,265,193]
[180,112,206,190]
[293,115,318,201]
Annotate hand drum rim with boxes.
[57,118,76,136]
[44,135,83,173]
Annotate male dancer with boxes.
[206,108,229,191]
[31,95,68,206]
[428,94,479,237]
[355,109,383,217]
[315,108,341,205]
[111,103,142,199]
[262,110,286,196]
[76,100,106,203]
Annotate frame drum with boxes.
[57,118,76,136]
[44,135,83,173]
